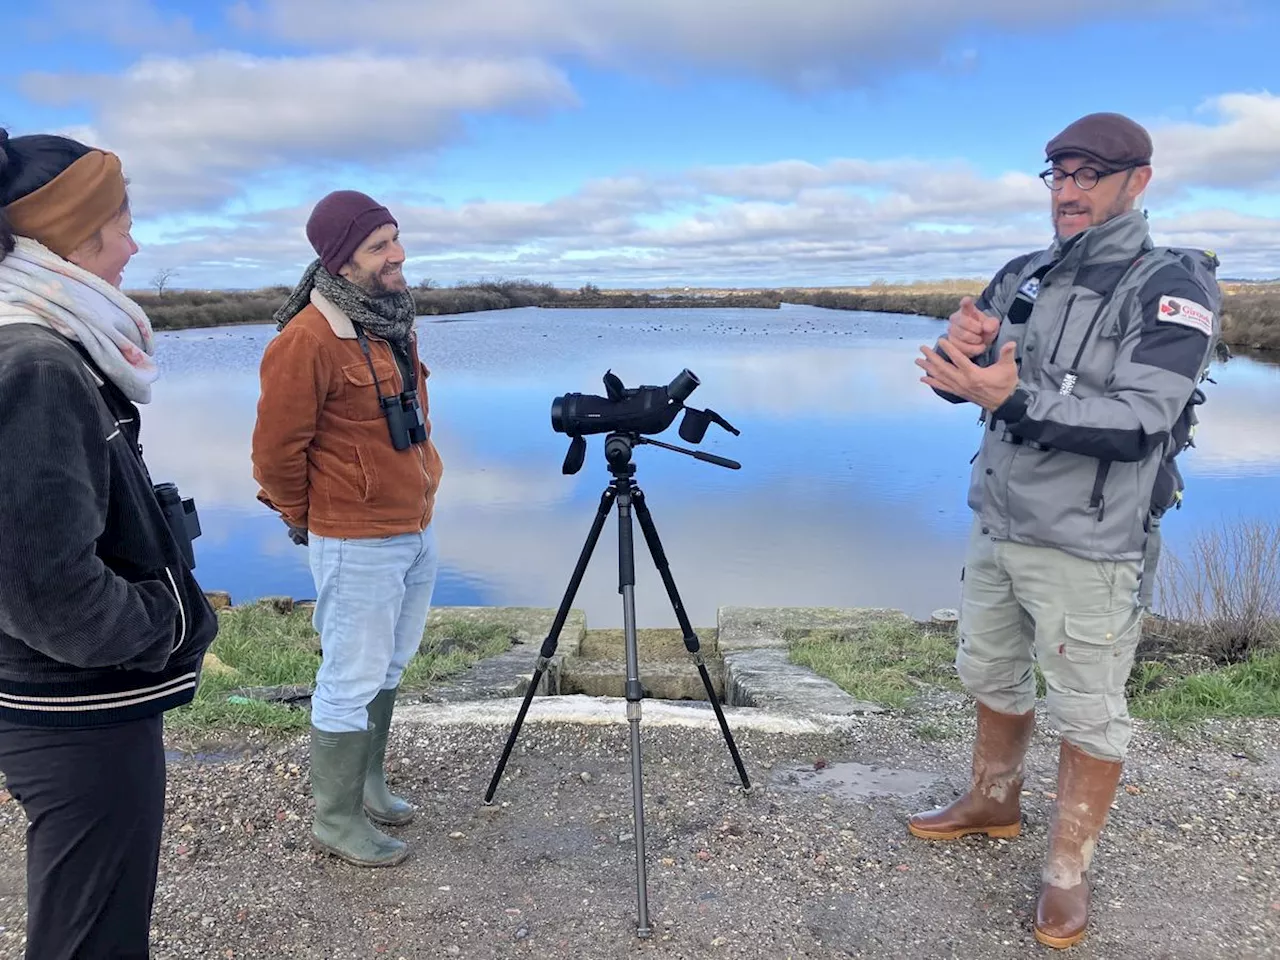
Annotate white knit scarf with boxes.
[0,237,159,403]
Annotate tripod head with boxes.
[562,430,741,476]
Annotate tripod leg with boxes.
[631,487,752,792]
[615,482,652,938]
[483,486,617,805]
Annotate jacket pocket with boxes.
[354,445,379,503]
[162,565,189,651]
[340,359,398,422]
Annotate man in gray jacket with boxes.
[910,112,1221,949]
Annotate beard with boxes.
[1053,173,1136,242]
[350,262,408,296]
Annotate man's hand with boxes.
[287,524,309,546]
[918,338,1020,412]
[946,297,1001,359]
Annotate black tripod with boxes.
[483,430,752,938]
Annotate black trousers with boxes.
[0,714,166,960]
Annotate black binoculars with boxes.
[380,388,428,452]
[153,482,201,570]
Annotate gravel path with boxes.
[1,699,1277,959]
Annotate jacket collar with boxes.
[1048,208,1153,266]
[309,289,357,340]
[309,289,425,382]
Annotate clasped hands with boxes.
[916,297,1020,412]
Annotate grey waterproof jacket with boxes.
[941,210,1221,563]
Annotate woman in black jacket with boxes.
[0,128,219,960]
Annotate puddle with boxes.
[165,739,261,765]
[769,761,942,801]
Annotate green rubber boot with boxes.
[363,687,416,826]
[309,726,409,867]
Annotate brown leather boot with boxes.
[908,702,1035,840]
[1034,739,1123,949]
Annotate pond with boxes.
[143,304,1280,629]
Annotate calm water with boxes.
[143,305,1280,629]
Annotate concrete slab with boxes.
[577,627,718,661]
[723,647,885,717]
[419,606,586,702]
[716,606,917,652]
[560,657,723,701]
[427,606,586,659]
[393,693,854,735]
[420,644,560,704]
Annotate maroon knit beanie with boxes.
[305,190,397,275]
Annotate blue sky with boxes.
[3,0,1278,289]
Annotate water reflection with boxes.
[143,306,1280,628]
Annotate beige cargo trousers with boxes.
[954,518,1147,762]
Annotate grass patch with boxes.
[1129,651,1280,723]
[164,604,320,737]
[165,604,516,739]
[787,616,1279,726]
[401,621,515,687]
[912,722,953,742]
[786,621,960,709]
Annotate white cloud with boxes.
[21,52,577,212]
[124,162,1280,289]
[96,79,1279,289]
[1152,92,1280,192]
[119,172,1057,290]
[121,173,1280,290]
[232,0,1191,89]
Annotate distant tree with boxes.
[151,267,179,298]
[579,283,601,297]
[416,277,436,290]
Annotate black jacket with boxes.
[0,324,218,727]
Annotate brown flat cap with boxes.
[1045,112,1152,168]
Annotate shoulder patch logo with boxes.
[1157,296,1213,336]
[1018,277,1041,300]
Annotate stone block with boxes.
[717,606,915,652]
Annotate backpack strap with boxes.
[1133,247,1226,518]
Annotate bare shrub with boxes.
[1152,519,1280,662]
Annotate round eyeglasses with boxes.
[1039,164,1135,191]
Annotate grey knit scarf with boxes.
[274,259,416,350]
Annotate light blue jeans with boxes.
[307,526,439,733]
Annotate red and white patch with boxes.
[1157,295,1213,336]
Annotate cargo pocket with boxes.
[1060,606,1142,691]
